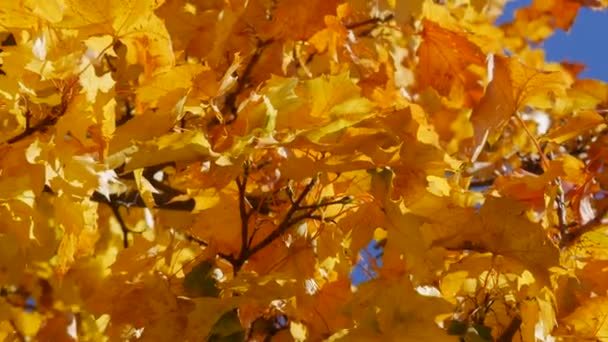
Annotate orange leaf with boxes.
[416,19,486,97]
[471,54,569,158]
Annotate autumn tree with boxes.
[1,0,607,340]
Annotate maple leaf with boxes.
[1,0,607,340]
[416,19,486,99]
[471,54,569,158]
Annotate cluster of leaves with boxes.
[1,0,607,340]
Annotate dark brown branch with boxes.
[5,114,60,144]
[114,161,175,180]
[297,196,352,210]
[115,99,134,127]
[109,203,130,248]
[183,232,208,247]
[89,162,191,210]
[497,316,522,342]
[236,162,252,262]
[561,202,608,247]
[554,177,568,237]
[90,190,195,211]
[344,14,394,30]
[243,175,318,262]
[223,38,274,123]
[8,319,26,342]
[4,82,76,145]
[469,177,496,189]
[248,224,261,249]
[182,232,237,265]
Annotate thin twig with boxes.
[515,112,574,245]
[554,177,569,238]
[8,319,26,342]
[469,177,496,189]
[514,112,550,170]
[223,38,273,123]
[183,232,209,247]
[5,114,60,144]
[90,190,195,211]
[243,176,319,262]
[236,162,251,262]
[297,196,352,210]
[4,81,77,145]
[561,204,608,247]
[110,204,130,248]
[344,14,395,30]
[183,232,238,265]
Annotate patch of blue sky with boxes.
[350,240,384,286]
[497,0,608,81]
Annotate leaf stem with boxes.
[514,111,550,170]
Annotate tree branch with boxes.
[560,202,608,247]
[236,162,252,262]
[297,196,352,210]
[344,14,395,30]
[497,316,522,342]
[109,203,130,248]
[5,114,60,144]
[242,175,319,263]
[182,231,238,265]
[223,38,274,124]
[3,81,77,145]
[554,177,569,238]
[90,190,195,211]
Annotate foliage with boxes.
[0,0,607,340]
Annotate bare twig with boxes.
[297,196,352,210]
[90,190,195,211]
[497,316,522,342]
[3,81,77,145]
[514,112,550,170]
[554,177,569,238]
[243,175,319,262]
[183,232,208,247]
[236,162,252,261]
[469,177,496,189]
[344,14,395,30]
[5,114,60,144]
[223,38,274,123]
[561,204,608,247]
[182,232,238,265]
[109,204,130,248]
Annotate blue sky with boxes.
[500,0,608,81]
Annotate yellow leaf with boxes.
[79,58,115,102]
[290,321,308,342]
[134,168,159,209]
[471,54,569,157]
[10,308,43,338]
[109,91,188,153]
[136,64,205,106]
[544,110,605,143]
[351,275,454,341]
[477,197,560,275]
[122,130,217,172]
[559,296,608,341]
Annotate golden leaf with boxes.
[471,54,569,156]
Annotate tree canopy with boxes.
[1,0,607,340]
